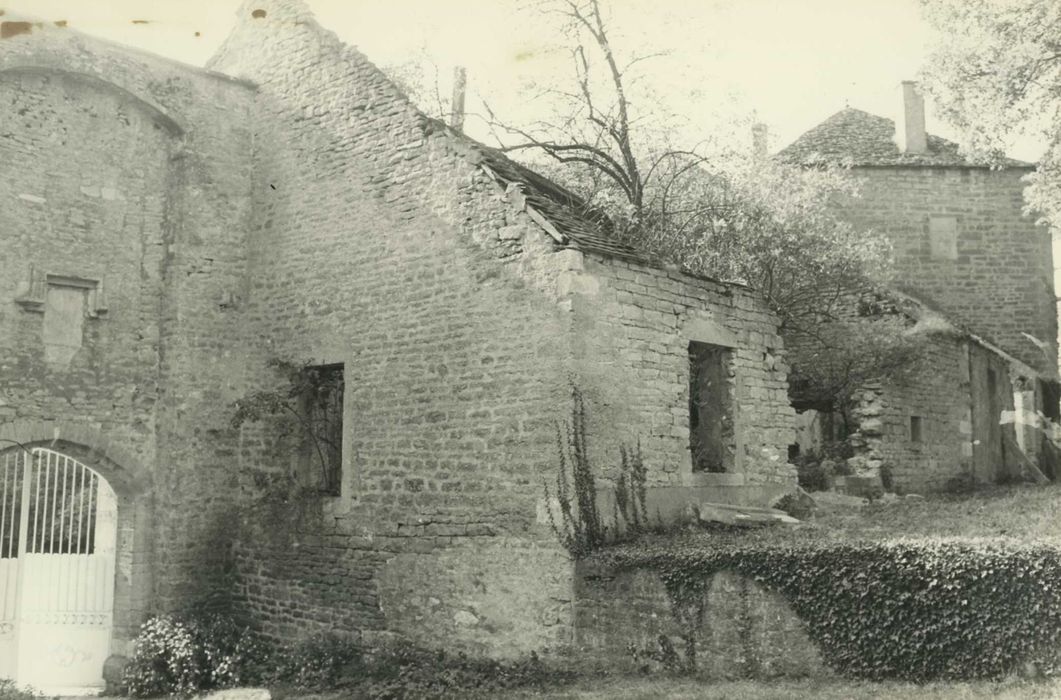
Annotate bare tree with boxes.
[478,0,912,413]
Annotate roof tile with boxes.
[779,108,1030,168]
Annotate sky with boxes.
[2,0,1046,162]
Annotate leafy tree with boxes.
[919,0,1061,225]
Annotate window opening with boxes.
[689,341,735,473]
[301,363,344,496]
[910,415,923,443]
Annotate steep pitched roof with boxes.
[778,107,1030,168]
[435,122,655,264]
[472,144,652,263]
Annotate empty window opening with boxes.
[689,342,736,473]
[910,415,923,443]
[1041,380,1061,422]
[300,363,345,496]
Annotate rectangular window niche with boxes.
[910,415,924,443]
[928,216,959,261]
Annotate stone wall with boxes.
[838,167,1057,377]
[572,255,796,492]
[0,0,799,663]
[0,21,257,646]
[849,335,1019,494]
[207,0,796,655]
[574,563,828,679]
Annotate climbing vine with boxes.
[230,358,345,496]
[595,537,1061,681]
[543,386,655,558]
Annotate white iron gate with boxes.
[0,447,117,693]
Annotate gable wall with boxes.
[208,1,796,655]
[210,2,581,655]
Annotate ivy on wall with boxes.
[595,538,1061,680]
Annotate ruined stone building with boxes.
[0,1,796,691]
[780,82,1059,494]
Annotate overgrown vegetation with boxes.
[791,441,854,492]
[0,680,47,700]
[122,614,270,697]
[595,536,1061,681]
[473,0,920,412]
[543,387,655,558]
[122,614,571,699]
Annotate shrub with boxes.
[773,492,815,521]
[269,633,363,691]
[595,538,1061,681]
[123,614,271,697]
[0,680,43,700]
[361,643,572,698]
[793,455,833,492]
[124,616,570,698]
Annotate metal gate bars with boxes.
[0,447,117,694]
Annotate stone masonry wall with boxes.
[849,335,1018,494]
[838,167,1057,377]
[210,0,577,656]
[575,563,828,679]
[207,0,796,656]
[572,255,796,492]
[0,23,257,640]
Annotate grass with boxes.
[282,675,1061,699]
[598,481,1061,557]
[498,676,1061,699]
[809,482,1061,542]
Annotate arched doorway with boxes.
[0,447,117,694]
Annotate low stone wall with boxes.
[574,562,829,679]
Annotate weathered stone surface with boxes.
[0,0,798,668]
[698,502,800,527]
[840,168,1056,377]
[575,564,829,679]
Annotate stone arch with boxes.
[0,66,184,137]
[0,421,150,497]
[0,421,154,656]
[575,564,827,678]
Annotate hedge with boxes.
[594,537,1061,681]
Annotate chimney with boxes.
[896,80,927,154]
[752,122,769,160]
[450,66,467,133]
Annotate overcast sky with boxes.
[4,0,1045,162]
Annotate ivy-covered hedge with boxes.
[594,537,1061,681]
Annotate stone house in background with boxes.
[780,82,1060,494]
[0,0,795,692]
